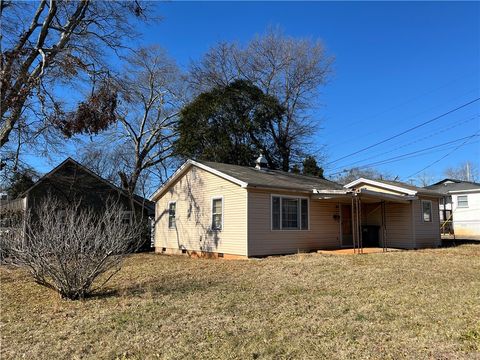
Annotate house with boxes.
[425,179,480,239]
[150,157,442,258]
[0,158,155,249]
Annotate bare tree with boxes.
[80,46,184,198]
[189,28,333,170]
[416,171,436,187]
[2,197,143,300]
[333,167,394,185]
[444,161,478,182]
[0,0,153,166]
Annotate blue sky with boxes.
[31,1,480,183]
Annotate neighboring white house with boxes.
[426,179,480,239]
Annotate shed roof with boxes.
[20,158,155,212]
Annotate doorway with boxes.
[340,204,353,247]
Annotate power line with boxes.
[325,87,480,152]
[327,134,480,176]
[326,97,480,166]
[406,132,480,179]
[327,114,480,171]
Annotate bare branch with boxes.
[1,197,144,300]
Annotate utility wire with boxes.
[406,132,480,179]
[327,114,480,171]
[326,97,480,166]
[325,87,479,152]
[327,134,480,176]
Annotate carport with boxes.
[312,188,417,253]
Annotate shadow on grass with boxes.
[441,239,480,247]
[88,274,219,300]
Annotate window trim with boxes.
[270,194,310,231]
[211,196,224,231]
[168,201,176,229]
[457,195,469,208]
[421,200,432,223]
[120,210,133,225]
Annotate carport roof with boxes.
[345,178,442,197]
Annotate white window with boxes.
[121,211,133,225]
[211,197,223,230]
[457,195,468,208]
[168,202,176,229]
[422,200,432,222]
[272,196,309,230]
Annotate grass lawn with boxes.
[1,245,479,359]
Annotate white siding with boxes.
[413,197,441,249]
[247,189,340,256]
[154,166,247,256]
[413,197,441,248]
[451,192,480,237]
[383,202,415,249]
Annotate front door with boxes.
[340,204,353,247]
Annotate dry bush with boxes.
[1,198,143,300]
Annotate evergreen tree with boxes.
[176,80,285,168]
[302,156,324,178]
[7,171,36,199]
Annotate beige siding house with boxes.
[151,159,442,258]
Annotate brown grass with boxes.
[1,245,479,359]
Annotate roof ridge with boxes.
[196,159,339,184]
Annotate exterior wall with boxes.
[247,189,340,256]
[451,192,480,237]
[0,197,26,213]
[413,197,441,248]
[383,202,415,249]
[357,184,405,196]
[154,166,248,256]
[0,197,27,236]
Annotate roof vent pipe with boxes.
[255,153,268,170]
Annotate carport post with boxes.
[351,196,356,253]
[381,201,387,252]
[359,197,363,254]
[352,193,363,254]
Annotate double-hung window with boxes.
[272,196,309,230]
[121,211,133,225]
[457,195,468,208]
[212,197,223,230]
[168,202,176,229]
[422,200,432,222]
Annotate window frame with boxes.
[120,210,133,225]
[211,196,224,231]
[168,201,176,229]
[270,194,310,231]
[457,195,469,208]
[421,200,432,223]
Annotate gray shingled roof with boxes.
[197,160,344,192]
[425,179,480,194]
